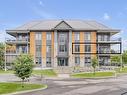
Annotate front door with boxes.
[58,58,68,66]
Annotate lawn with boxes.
[0,70,14,74]
[0,82,46,94]
[0,69,57,77]
[71,72,115,78]
[32,69,57,77]
[115,67,127,73]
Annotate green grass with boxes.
[0,70,14,74]
[71,72,115,78]
[115,67,127,73]
[0,82,46,94]
[32,69,57,77]
[0,69,57,77]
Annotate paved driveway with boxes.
[1,74,127,95]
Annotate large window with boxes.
[75,57,80,65]
[98,34,110,41]
[74,32,80,42]
[36,45,41,57]
[35,32,42,65]
[85,55,91,64]
[85,32,91,42]
[46,45,51,53]
[75,45,80,52]
[59,33,66,42]
[46,32,51,41]
[35,33,42,40]
[46,57,51,67]
[59,45,67,52]
[85,44,91,52]
[36,57,41,64]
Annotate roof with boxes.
[6,19,120,32]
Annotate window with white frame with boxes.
[85,44,91,52]
[75,44,80,52]
[75,57,80,65]
[59,33,65,42]
[84,55,91,64]
[74,32,80,42]
[46,32,51,41]
[35,33,42,40]
[46,45,51,53]
[46,57,51,67]
[59,45,67,52]
[85,32,91,42]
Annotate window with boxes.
[46,45,51,53]
[74,32,80,42]
[75,45,80,52]
[85,32,91,42]
[59,34,65,42]
[98,34,110,41]
[75,57,80,65]
[85,56,91,64]
[35,33,42,40]
[85,45,91,52]
[59,45,67,52]
[46,57,51,67]
[36,57,41,64]
[46,32,51,41]
[36,45,41,57]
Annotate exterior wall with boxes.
[42,32,46,67]
[69,30,72,67]
[29,31,97,68]
[30,32,35,63]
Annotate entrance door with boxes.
[58,58,68,66]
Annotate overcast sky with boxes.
[0,0,127,50]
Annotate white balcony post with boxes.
[4,38,7,71]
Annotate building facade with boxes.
[5,20,121,70]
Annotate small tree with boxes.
[13,54,34,87]
[111,55,120,66]
[0,43,5,70]
[91,57,98,75]
[122,50,127,65]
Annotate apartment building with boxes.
[5,20,121,69]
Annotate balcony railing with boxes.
[97,37,121,42]
[6,39,30,44]
[6,50,28,54]
[97,50,120,54]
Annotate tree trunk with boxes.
[22,79,24,88]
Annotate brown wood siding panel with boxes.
[80,32,84,54]
[30,32,35,57]
[42,32,46,59]
[91,31,97,58]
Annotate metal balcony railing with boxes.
[97,37,121,42]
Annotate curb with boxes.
[2,85,47,95]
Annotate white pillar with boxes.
[68,30,72,67]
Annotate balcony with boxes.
[97,37,121,44]
[6,50,28,55]
[6,39,29,45]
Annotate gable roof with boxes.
[54,20,72,29]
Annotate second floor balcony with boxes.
[6,38,30,45]
[97,37,121,43]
